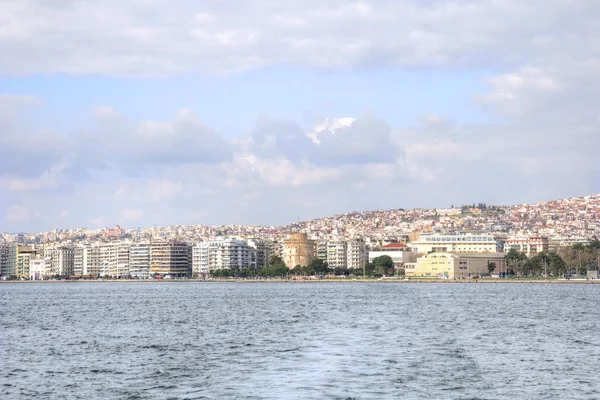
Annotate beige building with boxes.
[16,246,40,279]
[405,252,507,279]
[283,232,315,268]
[411,234,500,254]
[503,236,549,257]
[150,242,191,277]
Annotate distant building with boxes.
[346,239,367,269]
[315,240,328,261]
[368,243,417,266]
[411,233,500,254]
[16,246,40,279]
[106,225,125,239]
[29,259,45,280]
[130,243,151,279]
[247,239,272,269]
[150,242,191,277]
[75,243,105,276]
[503,236,549,257]
[192,238,255,276]
[0,242,17,277]
[405,252,507,279]
[327,240,347,269]
[44,246,75,278]
[283,233,315,268]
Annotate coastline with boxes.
[2,278,599,284]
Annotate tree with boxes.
[269,255,285,267]
[372,255,394,276]
[309,259,330,275]
[487,261,496,275]
[505,249,527,277]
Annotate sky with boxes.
[1,0,599,232]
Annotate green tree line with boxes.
[505,239,600,278]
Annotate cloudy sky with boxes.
[1,0,599,232]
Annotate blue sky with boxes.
[1,67,494,135]
[1,0,599,232]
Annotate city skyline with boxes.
[1,1,599,232]
[2,192,598,241]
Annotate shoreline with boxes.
[1,278,599,284]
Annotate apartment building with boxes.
[44,246,75,278]
[192,238,255,276]
[74,244,104,276]
[503,236,549,257]
[346,239,367,269]
[327,240,348,269]
[150,242,191,277]
[247,238,272,269]
[0,242,17,277]
[16,246,40,279]
[129,243,151,279]
[315,240,328,261]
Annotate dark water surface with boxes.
[1,282,599,399]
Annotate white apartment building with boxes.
[503,236,549,257]
[410,233,501,254]
[44,246,75,278]
[73,244,103,276]
[327,240,348,269]
[193,238,255,275]
[129,243,150,279]
[346,239,367,269]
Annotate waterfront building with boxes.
[192,238,255,276]
[29,259,46,280]
[73,244,103,276]
[0,242,17,277]
[272,241,284,259]
[247,239,272,269]
[129,243,151,279]
[44,246,75,278]
[101,243,118,277]
[150,242,191,277]
[503,236,549,257]
[16,246,39,279]
[283,232,315,268]
[327,240,348,269]
[346,239,367,269]
[405,252,507,279]
[73,244,86,276]
[315,240,328,261]
[115,243,130,278]
[410,233,500,254]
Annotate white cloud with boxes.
[1,1,599,76]
[5,206,31,222]
[92,106,124,121]
[91,216,108,227]
[120,208,144,221]
[1,1,600,231]
[2,160,71,192]
[59,209,71,218]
